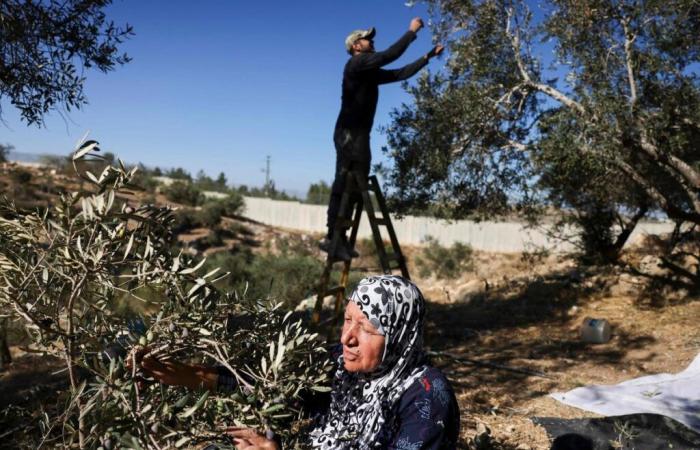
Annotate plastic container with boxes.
[580,317,611,344]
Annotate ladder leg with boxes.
[368,176,410,279]
[312,267,332,324]
[354,173,392,274]
[347,193,363,253]
[314,170,361,324]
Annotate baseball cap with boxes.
[345,27,376,53]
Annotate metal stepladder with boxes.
[312,170,410,324]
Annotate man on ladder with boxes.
[320,17,444,261]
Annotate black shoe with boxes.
[344,240,360,258]
[319,237,332,253]
[319,237,354,262]
[333,237,360,258]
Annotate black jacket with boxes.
[335,30,428,132]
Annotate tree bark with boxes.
[610,205,648,257]
[0,322,11,371]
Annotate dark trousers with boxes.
[326,128,371,239]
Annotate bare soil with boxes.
[2,162,699,449]
[418,256,700,449]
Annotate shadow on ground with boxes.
[420,267,658,446]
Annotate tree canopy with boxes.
[0,0,132,125]
[383,0,700,244]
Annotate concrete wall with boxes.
[242,196,675,252]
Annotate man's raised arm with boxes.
[376,44,444,84]
[349,18,425,72]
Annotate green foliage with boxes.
[0,143,11,163]
[164,181,205,206]
[208,193,245,217]
[171,209,200,233]
[199,229,225,248]
[0,0,132,125]
[203,246,323,309]
[305,180,331,205]
[235,183,299,202]
[246,253,323,305]
[384,0,700,260]
[171,194,245,231]
[415,236,474,280]
[10,169,31,184]
[199,201,226,227]
[130,168,159,193]
[0,141,331,449]
[194,170,230,192]
[166,167,192,181]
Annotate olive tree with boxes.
[383,0,700,263]
[0,141,331,449]
[0,0,132,125]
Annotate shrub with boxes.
[131,171,159,193]
[246,253,323,305]
[415,236,474,279]
[226,221,253,237]
[198,201,225,227]
[0,143,9,163]
[198,229,225,248]
[171,209,201,233]
[204,249,322,309]
[10,169,32,184]
[163,181,204,206]
[0,142,331,449]
[203,250,254,287]
[210,193,245,217]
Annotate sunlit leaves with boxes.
[0,141,331,449]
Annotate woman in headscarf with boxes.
[135,275,460,449]
[231,275,460,449]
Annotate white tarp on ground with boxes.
[551,353,700,432]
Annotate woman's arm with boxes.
[127,347,219,391]
[388,371,460,449]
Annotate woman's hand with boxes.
[226,427,280,450]
[126,346,218,391]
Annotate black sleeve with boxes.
[376,56,429,85]
[348,31,418,72]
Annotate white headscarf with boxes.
[309,275,428,449]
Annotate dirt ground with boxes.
[2,162,699,449]
[415,250,700,449]
[4,245,698,449]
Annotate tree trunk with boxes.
[64,338,86,449]
[609,205,649,259]
[0,322,11,371]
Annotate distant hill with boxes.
[7,150,58,163]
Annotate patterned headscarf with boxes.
[309,275,428,449]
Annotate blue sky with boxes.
[1,0,438,197]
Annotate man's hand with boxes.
[409,17,424,33]
[226,428,280,450]
[427,44,445,59]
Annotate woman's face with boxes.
[340,301,385,373]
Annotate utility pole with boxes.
[262,155,271,196]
